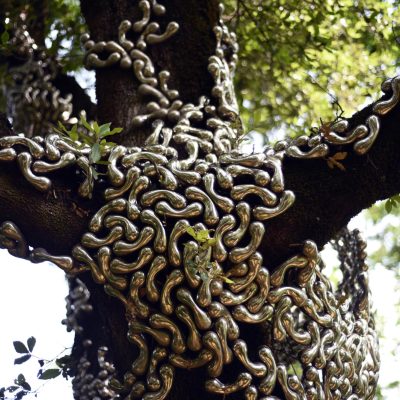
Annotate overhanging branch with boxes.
[262,99,400,268]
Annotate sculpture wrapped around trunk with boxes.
[2,1,399,399]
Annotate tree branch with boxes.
[53,72,97,121]
[0,164,90,255]
[0,93,399,398]
[262,99,400,269]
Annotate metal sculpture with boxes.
[5,21,75,137]
[63,279,117,399]
[1,1,397,398]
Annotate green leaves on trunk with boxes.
[55,116,122,179]
[185,227,234,284]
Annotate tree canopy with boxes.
[3,1,399,134]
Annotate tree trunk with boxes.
[74,1,227,398]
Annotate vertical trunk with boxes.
[80,0,219,147]
[74,1,223,398]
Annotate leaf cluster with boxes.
[0,374,31,400]
[223,0,400,137]
[186,226,217,250]
[185,227,233,284]
[56,116,122,179]
[0,337,72,400]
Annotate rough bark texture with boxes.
[1,1,400,399]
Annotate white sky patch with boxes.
[0,251,73,399]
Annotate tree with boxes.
[0,1,400,399]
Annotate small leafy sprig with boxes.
[186,226,216,250]
[0,337,72,400]
[185,227,233,284]
[0,374,31,400]
[12,337,36,365]
[55,116,122,179]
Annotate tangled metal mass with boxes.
[1,1,399,399]
[5,22,75,137]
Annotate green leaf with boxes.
[186,227,197,239]
[102,127,123,137]
[393,194,400,203]
[80,115,92,132]
[92,121,100,135]
[20,382,31,392]
[1,30,9,46]
[68,125,79,141]
[55,355,71,368]
[206,238,217,246]
[385,199,393,213]
[98,123,112,137]
[13,341,29,354]
[14,355,31,365]
[7,386,19,393]
[196,230,211,243]
[89,143,101,164]
[56,121,74,138]
[16,374,25,384]
[222,276,235,284]
[91,166,99,180]
[185,226,216,247]
[79,134,93,145]
[27,337,36,352]
[38,369,61,380]
[15,390,27,400]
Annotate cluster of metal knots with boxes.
[2,1,400,399]
[63,279,117,400]
[5,21,75,137]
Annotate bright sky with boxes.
[0,253,73,399]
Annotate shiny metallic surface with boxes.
[1,1,393,399]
